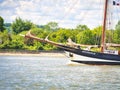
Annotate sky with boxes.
[0,0,120,29]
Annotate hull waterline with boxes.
[65,51,120,65]
[71,60,120,65]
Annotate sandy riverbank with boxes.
[0,51,66,57]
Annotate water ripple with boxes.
[0,56,120,90]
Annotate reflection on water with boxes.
[0,55,120,90]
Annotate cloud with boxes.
[0,0,119,29]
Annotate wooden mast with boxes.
[101,0,108,53]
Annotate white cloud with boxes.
[0,0,18,8]
[0,0,119,29]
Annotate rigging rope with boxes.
[95,0,103,45]
[106,0,120,43]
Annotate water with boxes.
[0,55,120,90]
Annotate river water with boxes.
[0,55,120,90]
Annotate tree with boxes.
[76,30,94,45]
[46,22,58,31]
[113,20,120,43]
[0,16,4,32]
[11,17,34,34]
[92,26,102,45]
[76,24,89,31]
[0,34,24,49]
[49,28,74,43]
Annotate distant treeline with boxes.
[0,16,120,51]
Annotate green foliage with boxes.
[43,44,57,50]
[31,28,48,38]
[113,20,120,44]
[76,29,95,44]
[116,20,120,30]
[0,34,24,49]
[1,16,120,51]
[41,22,59,32]
[76,24,90,31]
[34,42,44,50]
[106,30,114,43]
[0,16,4,32]
[49,28,74,43]
[0,30,12,44]
[47,22,58,31]
[92,26,102,45]
[11,17,34,34]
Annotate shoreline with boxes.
[0,51,66,57]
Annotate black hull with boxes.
[71,60,120,65]
[62,46,120,65]
[61,45,120,60]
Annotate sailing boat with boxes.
[24,0,120,65]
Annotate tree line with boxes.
[0,16,120,51]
